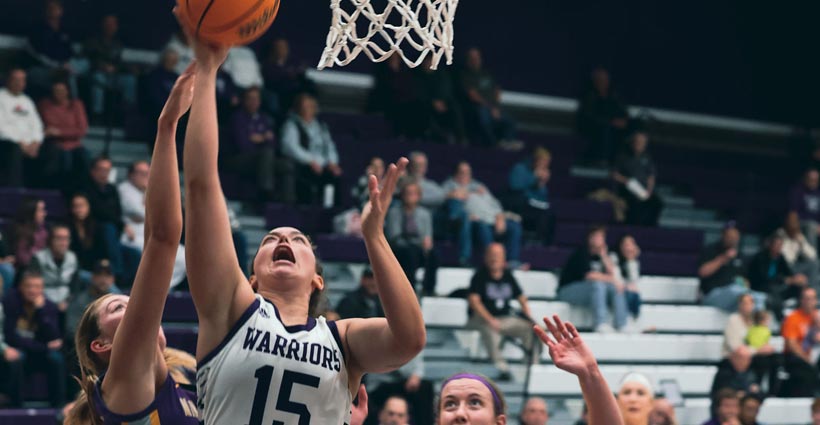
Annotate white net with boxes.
[318,0,459,70]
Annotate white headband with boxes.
[619,372,654,394]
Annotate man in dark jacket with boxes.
[336,268,383,320]
[747,233,808,320]
[2,270,64,407]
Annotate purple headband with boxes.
[441,373,502,413]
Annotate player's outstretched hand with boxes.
[534,315,599,379]
[159,62,196,125]
[361,157,408,239]
[350,384,369,425]
[172,6,229,72]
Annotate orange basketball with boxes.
[177,0,281,46]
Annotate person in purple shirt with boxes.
[790,169,820,250]
[223,86,288,202]
[2,269,65,407]
[64,64,199,425]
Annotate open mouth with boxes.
[272,245,296,264]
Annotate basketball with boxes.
[176,0,281,46]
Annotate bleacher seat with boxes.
[0,409,59,425]
[527,364,718,396]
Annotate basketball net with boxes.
[318,0,459,70]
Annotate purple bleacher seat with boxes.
[164,327,198,355]
[314,234,368,263]
[0,188,66,219]
[264,204,337,235]
[163,292,197,323]
[551,199,613,223]
[640,252,698,276]
[521,245,573,270]
[0,409,59,425]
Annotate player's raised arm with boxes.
[535,316,624,425]
[339,158,427,382]
[174,8,255,359]
[102,65,193,413]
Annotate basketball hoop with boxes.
[318,0,459,70]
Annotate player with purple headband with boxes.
[436,315,623,425]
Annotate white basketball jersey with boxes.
[197,295,352,425]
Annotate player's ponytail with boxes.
[65,295,116,425]
[164,347,197,385]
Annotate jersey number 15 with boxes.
[248,365,320,425]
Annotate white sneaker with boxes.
[621,317,641,334]
[594,323,615,334]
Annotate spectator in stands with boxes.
[649,398,678,425]
[67,193,107,273]
[145,49,181,123]
[2,270,65,407]
[699,222,766,312]
[738,394,761,425]
[458,47,517,148]
[702,388,741,425]
[222,46,264,90]
[612,131,664,226]
[616,235,643,323]
[617,373,655,425]
[415,55,467,145]
[370,53,420,139]
[29,224,78,312]
[215,67,240,121]
[83,14,137,121]
[224,87,282,202]
[781,287,820,397]
[779,212,820,287]
[0,68,44,188]
[386,181,439,295]
[342,269,434,425]
[376,395,409,425]
[261,38,314,115]
[576,67,629,164]
[408,151,448,210]
[467,243,540,381]
[790,169,820,250]
[747,233,808,320]
[163,29,194,74]
[353,157,385,208]
[444,161,523,267]
[37,80,89,189]
[508,146,556,246]
[558,225,628,333]
[336,267,383,319]
[715,294,776,398]
[64,259,120,344]
[519,397,549,425]
[26,0,82,96]
[11,198,48,270]
[281,93,343,206]
[118,160,187,289]
[84,156,134,282]
[0,229,14,293]
[0,288,22,407]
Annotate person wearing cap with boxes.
[436,315,622,425]
[699,222,765,312]
[64,259,121,342]
[617,372,655,425]
[746,232,808,320]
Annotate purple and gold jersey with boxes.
[93,373,200,424]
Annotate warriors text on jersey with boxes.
[197,295,353,425]
[93,373,200,424]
